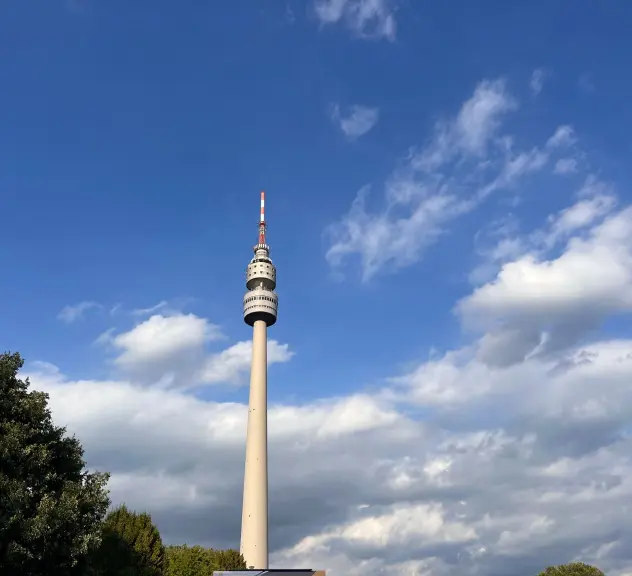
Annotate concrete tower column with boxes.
[240,191,278,570]
[240,319,269,568]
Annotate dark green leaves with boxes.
[1,351,248,575]
[0,352,110,576]
[165,545,246,575]
[538,562,606,576]
[92,505,166,576]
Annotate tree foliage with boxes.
[212,548,247,570]
[538,562,606,576]
[0,351,111,575]
[93,504,166,576]
[165,544,246,576]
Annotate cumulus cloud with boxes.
[106,313,222,385]
[92,312,293,389]
[24,328,632,576]
[26,363,412,555]
[331,104,379,140]
[314,0,396,41]
[469,174,614,288]
[325,79,575,281]
[458,195,630,365]
[197,339,294,386]
[57,301,101,323]
[113,314,222,368]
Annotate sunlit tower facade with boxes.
[240,191,278,569]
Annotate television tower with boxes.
[240,191,277,569]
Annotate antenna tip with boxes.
[260,191,266,224]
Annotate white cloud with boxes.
[27,76,632,576]
[454,177,626,367]
[131,301,169,316]
[25,329,632,575]
[314,0,396,41]
[469,176,616,287]
[325,79,574,281]
[57,301,101,323]
[459,206,632,331]
[530,68,545,96]
[415,79,517,171]
[94,327,116,347]
[331,104,379,139]
[283,503,477,554]
[453,79,517,156]
[326,184,472,282]
[129,298,196,318]
[94,312,294,389]
[112,313,223,370]
[314,0,347,22]
[546,191,616,244]
[197,339,294,386]
[25,188,632,571]
[547,125,577,149]
[555,158,579,174]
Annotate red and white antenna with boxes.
[258,191,267,245]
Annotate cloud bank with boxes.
[28,76,632,576]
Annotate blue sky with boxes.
[4,0,631,395]
[5,2,632,575]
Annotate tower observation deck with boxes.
[243,192,278,327]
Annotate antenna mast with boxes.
[259,191,266,245]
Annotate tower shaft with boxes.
[240,319,269,569]
[241,191,277,570]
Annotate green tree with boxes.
[0,351,111,575]
[211,548,247,570]
[165,545,246,576]
[538,562,606,576]
[165,545,208,576]
[94,504,165,576]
